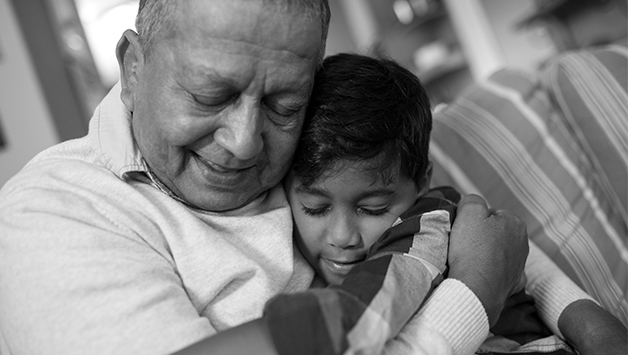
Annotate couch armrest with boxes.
[541,44,627,222]
[430,66,628,326]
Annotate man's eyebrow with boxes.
[181,65,238,88]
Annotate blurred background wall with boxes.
[0,0,626,187]
[1,0,60,186]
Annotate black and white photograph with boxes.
[0,1,626,354]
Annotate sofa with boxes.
[428,43,627,326]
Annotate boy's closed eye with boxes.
[300,204,331,217]
[300,204,391,217]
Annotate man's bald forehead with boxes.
[138,0,329,13]
[136,0,330,64]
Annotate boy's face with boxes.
[285,162,421,285]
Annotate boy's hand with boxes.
[559,299,628,355]
[448,194,528,327]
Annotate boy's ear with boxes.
[116,29,144,113]
[417,161,433,196]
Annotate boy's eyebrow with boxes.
[356,189,395,200]
[294,185,328,196]
[295,185,396,199]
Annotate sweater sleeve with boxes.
[524,240,597,339]
[383,279,489,355]
[0,184,214,355]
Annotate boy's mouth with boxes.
[321,256,366,275]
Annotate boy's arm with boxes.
[263,200,453,355]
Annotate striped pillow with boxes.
[541,44,628,225]
[429,68,628,326]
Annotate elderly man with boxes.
[0,0,527,354]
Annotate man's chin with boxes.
[184,188,269,215]
[188,193,250,212]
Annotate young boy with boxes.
[282,53,627,354]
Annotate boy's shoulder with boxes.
[398,186,460,221]
[423,186,461,204]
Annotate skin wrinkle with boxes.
[173,38,313,118]
[176,1,318,62]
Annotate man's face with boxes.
[285,163,420,285]
[121,0,322,212]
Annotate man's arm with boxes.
[176,194,529,355]
[175,319,277,355]
[524,241,627,355]
[0,185,213,355]
[176,250,437,355]
[176,196,454,355]
[383,194,530,355]
[558,300,628,355]
[383,279,488,355]
[447,194,528,327]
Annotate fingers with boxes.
[488,208,507,216]
[457,194,490,219]
[450,193,530,326]
[458,194,488,209]
[459,194,509,218]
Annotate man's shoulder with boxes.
[0,137,148,231]
[2,138,112,196]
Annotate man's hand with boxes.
[448,194,528,327]
[558,299,628,355]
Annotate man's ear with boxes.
[116,29,144,112]
[417,161,433,196]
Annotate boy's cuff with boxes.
[416,279,489,355]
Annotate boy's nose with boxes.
[213,101,264,160]
[327,214,361,249]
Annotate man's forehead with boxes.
[176,53,315,96]
[174,0,322,59]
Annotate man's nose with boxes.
[327,213,362,249]
[213,101,264,160]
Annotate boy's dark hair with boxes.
[292,53,432,187]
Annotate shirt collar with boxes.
[91,82,148,179]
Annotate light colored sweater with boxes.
[0,84,493,355]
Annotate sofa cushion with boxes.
[429,67,628,326]
[541,44,627,224]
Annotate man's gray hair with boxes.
[135,0,331,65]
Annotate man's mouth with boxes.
[192,151,250,174]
